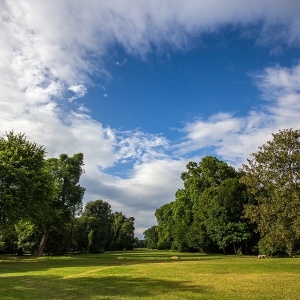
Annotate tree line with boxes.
[0,132,136,255]
[144,129,300,257]
[1,129,300,256]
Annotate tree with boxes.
[155,202,174,249]
[83,199,112,253]
[172,156,238,252]
[0,131,54,228]
[118,216,135,250]
[143,226,158,249]
[0,224,18,254]
[152,156,256,253]
[204,178,252,254]
[35,153,85,256]
[14,220,40,255]
[110,212,135,250]
[172,189,194,251]
[242,129,300,255]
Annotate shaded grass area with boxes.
[0,250,300,299]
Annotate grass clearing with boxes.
[1,250,300,299]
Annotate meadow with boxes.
[1,250,299,300]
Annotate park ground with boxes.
[1,249,300,299]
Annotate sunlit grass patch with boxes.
[1,251,300,299]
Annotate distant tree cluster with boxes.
[0,132,136,256]
[144,129,300,256]
[145,156,255,254]
[74,200,136,253]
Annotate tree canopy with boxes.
[0,131,137,256]
[3,128,300,257]
[0,132,54,227]
[242,128,300,255]
[146,156,255,254]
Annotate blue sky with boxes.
[1,0,300,237]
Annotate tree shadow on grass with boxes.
[0,253,224,275]
[0,274,212,299]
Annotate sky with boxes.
[1,0,300,238]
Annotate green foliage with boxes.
[0,225,17,254]
[83,200,112,252]
[151,156,255,253]
[0,131,136,256]
[74,200,136,253]
[155,203,174,249]
[46,153,85,209]
[143,226,158,249]
[203,178,252,253]
[0,131,54,227]
[14,220,40,254]
[119,216,135,250]
[243,129,300,255]
[35,152,85,256]
[133,237,145,248]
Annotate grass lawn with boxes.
[1,250,300,299]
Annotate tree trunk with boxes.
[233,243,237,254]
[66,219,74,255]
[35,224,50,256]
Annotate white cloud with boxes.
[81,158,187,237]
[177,113,243,154]
[68,84,87,101]
[116,131,170,163]
[176,63,300,166]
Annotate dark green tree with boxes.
[143,226,158,249]
[118,216,135,250]
[0,224,18,254]
[192,187,219,252]
[155,202,174,249]
[204,178,252,253]
[110,212,135,250]
[242,129,300,255]
[172,156,238,251]
[172,189,194,251]
[83,199,112,253]
[153,156,254,253]
[0,132,54,228]
[14,220,40,255]
[35,153,85,256]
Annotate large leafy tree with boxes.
[242,129,300,255]
[152,156,254,253]
[110,212,135,250]
[0,132,54,227]
[74,202,135,253]
[117,216,135,250]
[143,226,158,249]
[172,156,238,251]
[35,153,85,256]
[155,202,174,249]
[203,178,251,253]
[83,199,112,253]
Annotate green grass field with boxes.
[1,250,299,299]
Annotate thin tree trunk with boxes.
[233,243,237,255]
[66,219,74,255]
[35,224,50,256]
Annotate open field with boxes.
[1,250,300,300]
